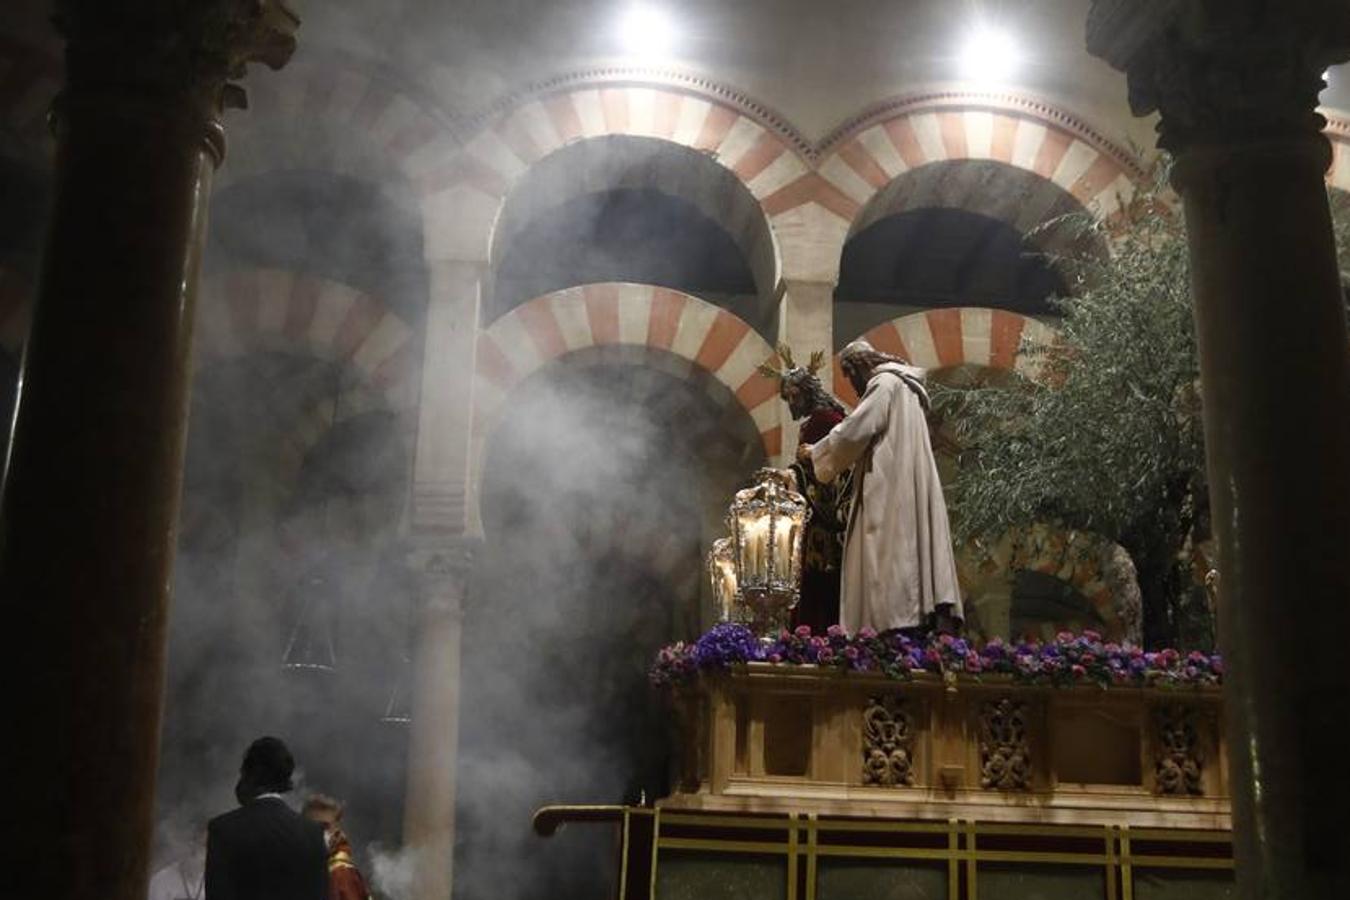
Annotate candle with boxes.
[743,515,769,582]
[718,560,737,616]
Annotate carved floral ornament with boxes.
[862,695,916,787]
[1154,703,1205,796]
[979,697,1032,791]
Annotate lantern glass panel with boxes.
[709,538,740,622]
[726,469,811,634]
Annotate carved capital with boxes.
[1088,0,1350,153]
[406,535,481,618]
[53,1,298,129]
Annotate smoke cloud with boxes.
[148,113,764,900]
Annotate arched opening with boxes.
[162,350,411,848]
[208,170,428,327]
[1010,570,1107,640]
[490,135,777,339]
[834,160,1106,347]
[461,348,765,899]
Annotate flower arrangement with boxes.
[650,624,1222,690]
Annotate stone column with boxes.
[1088,2,1350,896]
[778,278,836,452]
[402,261,484,899]
[403,539,476,900]
[0,5,297,900]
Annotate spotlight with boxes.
[617,4,676,59]
[959,27,1021,84]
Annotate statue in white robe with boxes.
[806,340,963,633]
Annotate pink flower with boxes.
[1056,631,1075,644]
[818,647,835,662]
[768,653,783,663]
[827,624,845,637]
[794,624,812,637]
[844,646,860,660]
[1081,653,1096,665]
[1071,664,1087,677]
[857,627,877,640]
[1082,630,1102,642]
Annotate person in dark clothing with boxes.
[759,345,851,633]
[205,736,327,900]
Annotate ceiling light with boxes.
[959,27,1021,84]
[617,4,676,59]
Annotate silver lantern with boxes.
[728,468,810,634]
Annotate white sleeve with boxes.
[811,376,892,483]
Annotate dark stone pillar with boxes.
[0,4,297,900]
[1088,2,1350,896]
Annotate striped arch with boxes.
[420,79,809,264]
[197,269,417,411]
[216,55,458,202]
[1006,524,1141,644]
[832,308,1059,405]
[0,36,59,164]
[768,93,1143,282]
[196,269,417,483]
[474,283,782,456]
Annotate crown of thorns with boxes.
[756,344,826,381]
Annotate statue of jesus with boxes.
[803,339,963,635]
[759,346,850,634]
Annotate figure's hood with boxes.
[872,362,930,409]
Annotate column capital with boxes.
[1087,0,1350,154]
[405,535,482,619]
[52,0,299,158]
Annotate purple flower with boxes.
[652,626,1222,689]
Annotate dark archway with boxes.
[490,135,776,339]
[835,207,1067,346]
[495,187,758,321]
[208,170,428,327]
[160,351,411,856]
[463,352,765,900]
